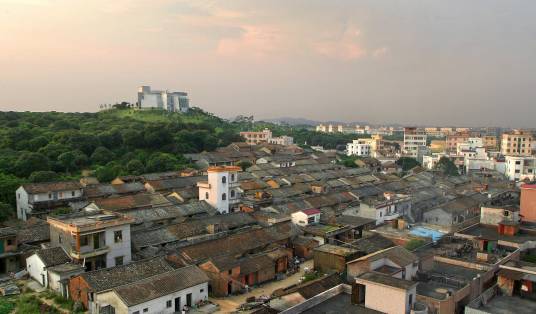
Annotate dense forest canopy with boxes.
[0,108,395,220]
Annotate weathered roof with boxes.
[348,246,418,267]
[22,181,82,194]
[0,227,17,238]
[314,244,357,257]
[113,265,209,306]
[352,234,395,255]
[240,254,275,275]
[301,209,321,216]
[357,272,417,290]
[145,176,206,191]
[94,193,171,211]
[81,256,175,292]
[35,247,71,267]
[84,182,145,199]
[178,222,299,263]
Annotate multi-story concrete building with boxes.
[48,212,134,271]
[504,156,536,181]
[446,131,470,153]
[501,129,534,156]
[137,86,189,112]
[268,135,294,146]
[403,127,427,158]
[240,129,272,145]
[346,135,384,157]
[198,166,241,214]
[16,181,84,221]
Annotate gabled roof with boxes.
[113,265,209,306]
[35,247,71,267]
[22,181,82,194]
[80,256,175,292]
[93,193,171,211]
[357,272,417,290]
[348,246,418,267]
[301,209,321,216]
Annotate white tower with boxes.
[198,166,241,214]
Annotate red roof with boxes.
[302,209,321,216]
[521,184,536,189]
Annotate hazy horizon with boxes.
[1,0,536,128]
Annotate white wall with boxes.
[104,224,132,268]
[26,254,47,287]
[361,281,412,314]
[97,282,208,314]
[16,186,28,220]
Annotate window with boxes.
[230,190,235,198]
[228,269,232,275]
[114,231,122,243]
[166,300,172,308]
[7,239,13,246]
[222,193,226,201]
[115,256,124,266]
[48,193,52,199]
[58,234,62,243]
[205,192,209,199]
[17,193,20,199]
[80,235,89,246]
[143,309,148,313]
[71,191,75,197]
[133,312,139,314]
[222,176,227,183]
[200,288,205,293]
[231,174,235,181]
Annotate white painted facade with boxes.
[291,211,320,227]
[16,185,83,220]
[346,140,371,157]
[198,167,240,214]
[26,254,48,287]
[268,135,294,146]
[403,128,427,158]
[103,224,132,267]
[137,86,189,112]
[98,282,208,314]
[504,156,536,181]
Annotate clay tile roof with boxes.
[81,256,175,292]
[35,247,71,267]
[22,181,82,194]
[113,265,209,306]
[301,209,321,216]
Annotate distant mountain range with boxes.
[260,117,370,126]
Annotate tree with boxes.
[58,152,77,173]
[13,152,51,177]
[0,202,13,222]
[396,157,421,172]
[435,157,459,176]
[145,153,178,173]
[237,161,253,171]
[29,171,59,183]
[0,173,23,206]
[95,162,124,183]
[126,159,145,175]
[91,146,115,165]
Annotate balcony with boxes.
[70,246,110,259]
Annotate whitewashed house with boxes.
[16,181,84,220]
[26,247,77,289]
[197,166,241,214]
[97,265,209,314]
[291,209,321,227]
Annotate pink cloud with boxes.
[216,25,283,59]
[313,26,367,61]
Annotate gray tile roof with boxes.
[112,265,209,306]
[36,247,71,267]
[81,256,175,292]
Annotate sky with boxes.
[1,0,535,127]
